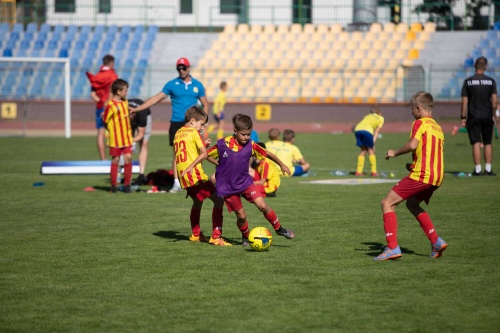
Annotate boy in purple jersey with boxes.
[182,114,295,246]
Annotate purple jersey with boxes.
[215,138,254,197]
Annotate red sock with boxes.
[264,209,281,231]
[123,163,132,186]
[239,220,250,238]
[383,212,398,249]
[416,212,438,244]
[110,163,118,186]
[212,207,223,238]
[190,207,201,236]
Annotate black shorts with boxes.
[169,121,184,146]
[466,117,494,145]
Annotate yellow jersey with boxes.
[265,141,302,176]
[213,91,227,116]
[173,126,209,188]
[354,113,385,135]
[103,99,133,148]
[256,158,281,193]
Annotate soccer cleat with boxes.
[471,171,483,176]
[123,185,131,193]
[266,191,277,197]
[133,174,148,185]
[209,237,233,246]
[169,183,183,193]
[354,172,364,176]
[189,233,209,243]
[371,172,379,177]
[483,170,496,176]
[451,126,458,136]
[241,236,250,247]
[109,186,117,193]
[374,246,402,261]
[276,227,295,239]
[430,237,448,258]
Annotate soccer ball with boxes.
[248,227,273,251]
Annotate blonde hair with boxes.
[410,91,434,111]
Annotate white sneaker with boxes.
[169,184,182,193]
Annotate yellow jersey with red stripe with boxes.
[174,126,209,188]
[408,117,444,186]
[213,91,227,116]
[256,159,281,193]
[104,99,133,148]
[207,136,266,159]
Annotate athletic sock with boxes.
[217,129,224,140]
[174,178,181,187]
[212,207,223,238]
[383,212,398,249]
[123,163,132,185]
[475,165,482,173]
[458,127,468,133]
[356,156,365,174]
[238,220,250,238]
[264,209,281,231]
[494,126,499,138]
[416,212,438,244]
[190,207,201,236]
[110,163,119,187]
[485,163,492,172]
[369,154,377,174]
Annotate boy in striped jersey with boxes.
[375,91,447,261]
[173,106,231,246]
[103,79,133,193]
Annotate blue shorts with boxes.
[355,130,374,148]
[95,107,105,129]
[213,112,225,123]
[292,165,305,176]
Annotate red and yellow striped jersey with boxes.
[408,117,444,186]
[256,159,281,193]
[207,135,267,159]
[174,126,209,188]
[103,99,133,148]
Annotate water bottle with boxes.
[331,170,347,176]
[458,172,465,177]
[380,172,388,178]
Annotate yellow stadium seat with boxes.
[223,25,236,34]
[376,31,389,41]
[424,22,437,33]
[407,48,419,59]
[391,32,405,41]
[399,40,412,50]
[263,24,275,34]
[303,23,315,34]
[396,23,408,32]
[369,22,383,33]
[347,58,359,69]
[386,59,400,69]
[405,31,416,41]
[346,41,359,50]
[250,25,262,34]
[414,39,426,50]
[316,24,329,34]
[380,49,393,59]
[373,58,387,69]
[384,22,395,32]
[402,58,414,66]
[358,41,372,51]
[418,31,431,41]
[339,49,352,59]
[290,23,302,34]
[394,48,407,60]
[330,24,343,33]
[351,31,363,41]
[238,58,252,68]
[360,58,373,69]
[363,77,377,88]
[410,23,423,32]
[277,24,289,34]
[367,49,380,60]
[332,58,347,69]
[353,50,366,60]
[237,24,249,33]
[337,32,350,42]
[372,40,385,51]
[386,40,399,50]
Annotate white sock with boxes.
[475,165,482,173]
[485,163,492,172]
[174,179,181,187]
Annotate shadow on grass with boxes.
[360,242,423,257]
[153,230,189,242]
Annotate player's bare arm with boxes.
[200,96,209,114]
[386,138,419,160]
[266,150,291,176]
[90,90,100,103]
[132,126,145,143]
[461,96,468,127]
[130,92,166,113]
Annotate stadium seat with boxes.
[59,49,68,58]
[23,32,34,41]
[13,23,23,33]
[424,22,437,32]
[20,40,31,50]
[94,25,105,35]
[108,25,118,34]
[81,25,92,34]
[34,40,44,50]
[3,49,13,57]
[384,22,395,32]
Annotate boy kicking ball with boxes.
[375,91,447,261]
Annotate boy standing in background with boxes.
[353,104,384,177]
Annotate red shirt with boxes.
[86,66,118,109]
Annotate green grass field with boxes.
[1,131,499,333]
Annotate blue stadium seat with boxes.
[134,25,144,34]
[30,49,42,57]
[119,33,128,42]
[464,57,474,68]
[138,59,147,69]
[20,40,31,50]
[13,23,23,33]
[40,24,50,34]
[54,25,65,34]
[64,31,76,42]
[121,25,132,34]
[440,86,451,98]
[34,40,44,50]
[70,58,80,68]
[88,40,99,51]
[81,25,92,34]
[61,40,72,50]
[108,25,118,34]
[37,31,48,41]
[129,40,140,50]
[148,25,159,33]
[102,40,113,51]
[23,32,34,41]
[471,49,482,59]
[1,85,13,96]
[75,40,86,49]
[494,22,500,31]
[130,85,140,96]
[94,25,105,35]
[131,33,142,43]
[45,49,56,58]
[17,49,29,57]
[0,22,9,32]
[48,40,58,50]
[59,49,69,57]
[10,31,20,41]
[124,59,135,68]
[15,85,28,98]
[485,48,496,59]
[3,49,12,57]
[27,23,37,33]
[68,25,78,34]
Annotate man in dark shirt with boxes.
[129,98,152,185]
[461,56,497,176]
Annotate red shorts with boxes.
[109,146,132,157]
[392,176,439,205]
[223,183,263,213]
[186,180,216,201]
